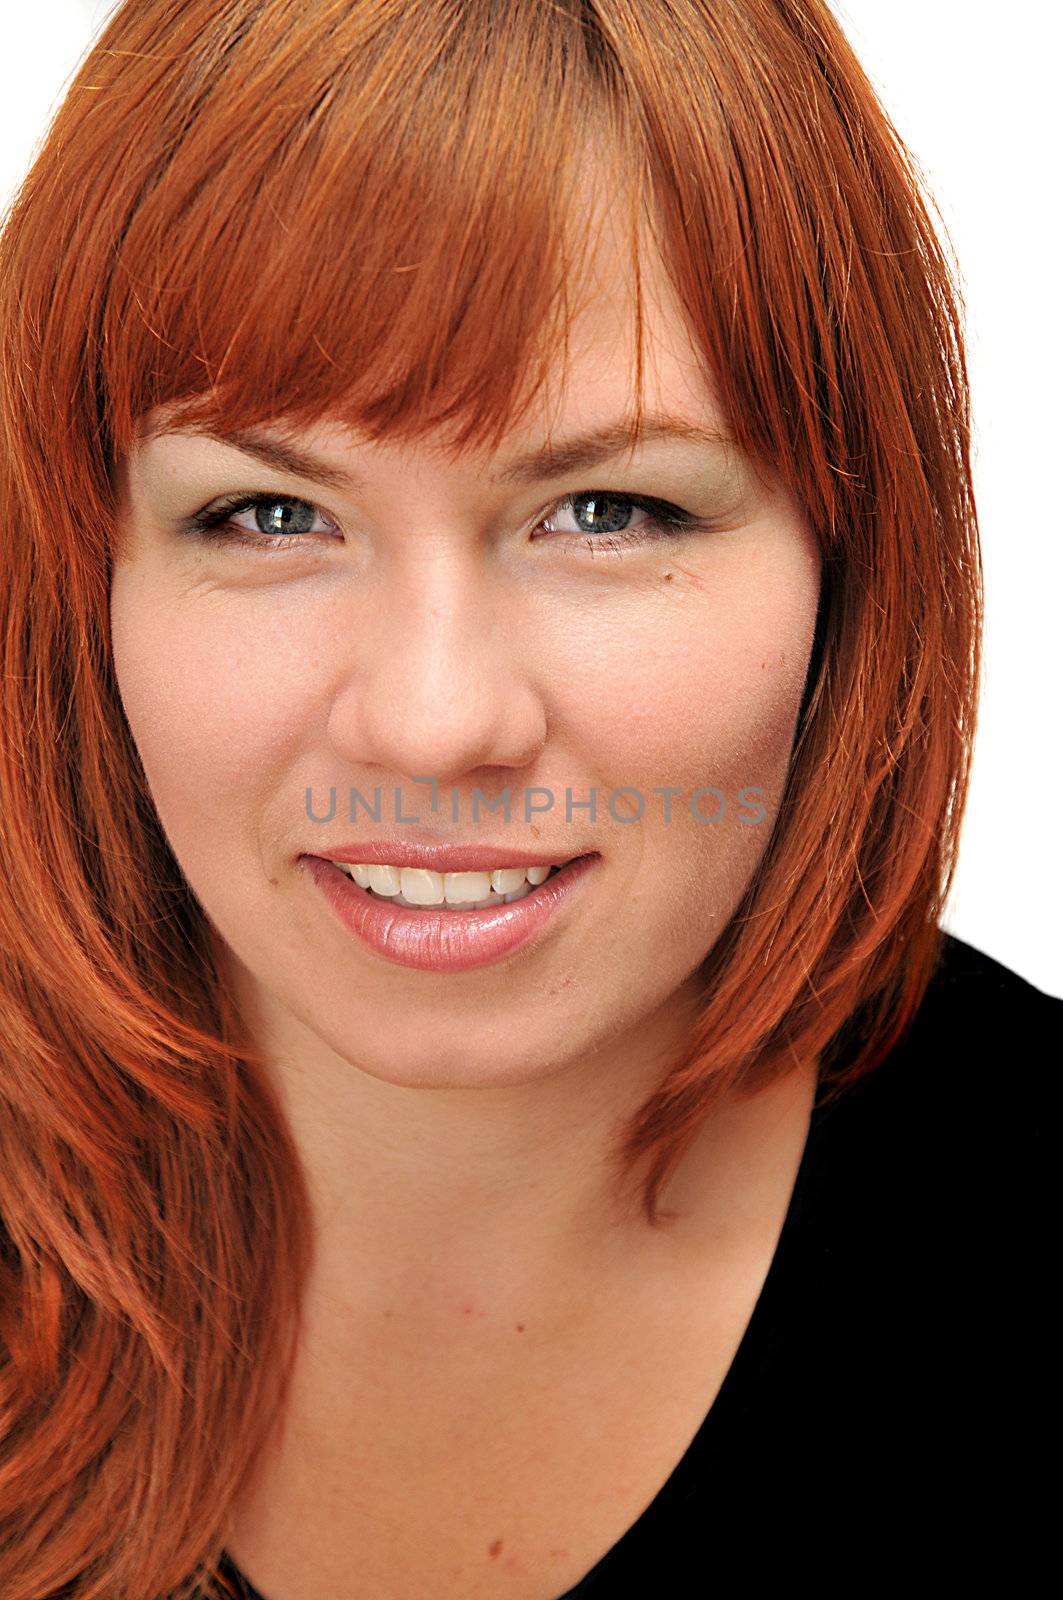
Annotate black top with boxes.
[209,932,1059,1596]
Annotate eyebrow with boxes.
[162,413,733,491]
[494,416,734,484]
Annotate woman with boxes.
[0,1,1056,1596]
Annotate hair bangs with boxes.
[97,0,658,479]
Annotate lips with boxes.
[302,842,590,874]
[300,850,599,973]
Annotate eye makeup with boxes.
[175,486,722,560]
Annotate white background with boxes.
[2,1,1059,996]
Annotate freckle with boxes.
[661,571,674,582]
[516,1323,525,1333]
[488,1539,504,1560]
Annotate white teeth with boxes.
[366,863,400,896]
[327,859,568,907]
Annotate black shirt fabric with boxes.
[208,931,1059,1597]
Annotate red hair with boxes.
[0,1,980,1594]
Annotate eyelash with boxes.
[180,489,712,558]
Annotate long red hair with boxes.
[0,2,980,1594]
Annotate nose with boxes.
[324,552,547,789]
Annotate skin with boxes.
[110,172,822,1580]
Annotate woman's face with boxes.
[110,210,821,1097]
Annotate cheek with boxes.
[533,555,819,979]
[536,556,820,803]
[108,578,313,848]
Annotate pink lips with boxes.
[299,853,599,973]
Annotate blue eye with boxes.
[179,488,712,556]
[180,494,337,551]
[539,491,710,553]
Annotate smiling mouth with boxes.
[360,862,568,910]
[330,857,585,911]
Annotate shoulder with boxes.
[798,930,1060,1265]
[803,929,1059,1295]
[816,929,1061,1136]
[912,927,1062,1036]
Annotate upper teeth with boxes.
[327,861,561,906]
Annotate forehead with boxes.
[526,168,725,445]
